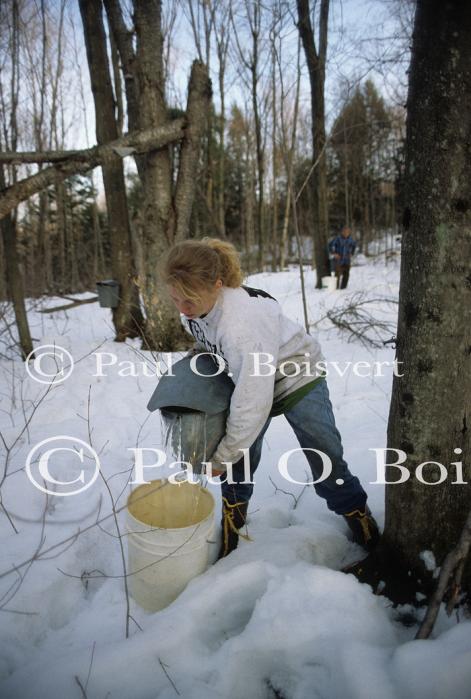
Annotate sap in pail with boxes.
[126,479,215,611]
[321,275,337,292]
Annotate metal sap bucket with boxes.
[147,354,235,474]
[96,279,120,308]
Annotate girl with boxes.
[163,237,380,559]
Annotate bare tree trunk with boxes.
[297,0,330,288]
[0,224,5,300]
[185,0,217,238]
[79,0,145,341]
[91,199,106,281]
[386,0,471,599]
[131,0,177,349]
[270,35,279,272]
[103,0,145,181]
[0,0,33,359]
[230,2,265,271]
[343,117,350,227]
[280,188,290,269]
[215,4,230,238]
[110,29,124,137]
[244,136,256,275]
[65,188,80,291]
[55,182,67,291]
[251,1,264,271]
[23,199,35,296]
[0,168,33,359]
[131,0,211,351]
[32,0,49,294]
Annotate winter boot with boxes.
[217,498,250,560]
[343,505,380,552]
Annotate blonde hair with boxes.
[162,237,244,303]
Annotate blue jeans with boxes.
[220,379,368,515]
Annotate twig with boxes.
[84,641,96,692]
[158,657,180,696]
[74,675,88,699]
[57,520,202,581]
[38,296,98,313]
[85,385,132,639]
[0,480,170,581]
[0,607,40,616]
[269,472,310,509]
[323,292,397,348]
[0,481,49,611]
[415,506,471,640]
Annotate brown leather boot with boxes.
[343,504,380,552]
[217,498,249,559]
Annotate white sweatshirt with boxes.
[180,284,324,470]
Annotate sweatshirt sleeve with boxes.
[209,304,280,470]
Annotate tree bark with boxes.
[174,62,212,241]
[386,0,471,598]
[79,0,145,341]
[131,0,212,351]
[297,0,330,288]
[215,5,229,238]
[103,0,146,180]
[132,0,179,350]
[0,165,33,359]
[250,1,264,271]
[0,1,33,359]
[54,178,67,290]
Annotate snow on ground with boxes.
[1,251,470,699]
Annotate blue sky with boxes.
[64,0,412,152]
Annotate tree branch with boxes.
[174,60,212,241]
[415,506,471,640]
[0,120,185,220]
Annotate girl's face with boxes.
[167,279,223,319]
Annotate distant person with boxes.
[329,226,357,289]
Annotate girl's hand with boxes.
[205,464,224,477]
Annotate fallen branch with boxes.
[415,506,471,639]
[321,292,398,349]
[38,296,99,313]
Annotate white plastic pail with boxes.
[321,276,337,292]
[126,479,215,611]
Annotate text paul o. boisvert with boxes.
[92,351,405,378]
[25,441,466,497]
[128,447,466,487]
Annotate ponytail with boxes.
[202,237,244,287]
[162,237,244,302]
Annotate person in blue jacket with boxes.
[329,226,357,289]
